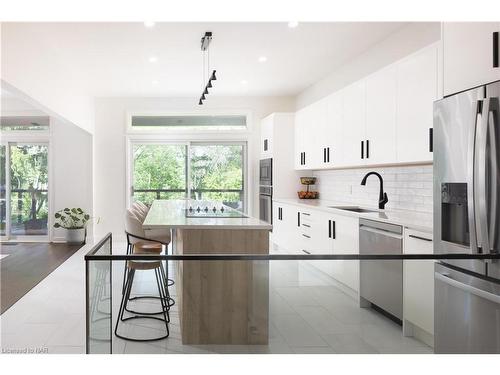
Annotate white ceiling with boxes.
[2,22,408,98]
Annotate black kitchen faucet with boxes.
[361,171,388,210]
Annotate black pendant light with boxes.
[199,32,217,105]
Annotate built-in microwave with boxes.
[259,158,272,186]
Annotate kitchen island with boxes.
[143,200,272,345]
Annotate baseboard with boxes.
[403,319,434,348]
[51,237,66,243]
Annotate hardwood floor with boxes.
[0,242,82,314]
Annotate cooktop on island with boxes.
[184,204,247,218]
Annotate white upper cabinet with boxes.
[365,65,397,165]
[443,22,500,96]
[396,44,438,163]
[341,80,366,167]
[260,115,273,159]
[293,43,441,170]
[324,91,343,167]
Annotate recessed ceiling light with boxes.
[240,80,248,85]
[144,21,155,28]
[148,56,158,63]
[258,56,267,63]
[288,21,299,28]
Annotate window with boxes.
[1,143,49,238]
[0,116,49,131]
[132,144,187,205]
[130,142,246,211]
[190,144,244,210]
[130,115,247,131]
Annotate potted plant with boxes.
[53,207,91,245]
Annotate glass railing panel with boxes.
[85,237,500,354]
[85,235,112,354]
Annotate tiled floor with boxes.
[0,240,433,354]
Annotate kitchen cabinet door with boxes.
[332,214,360,292]
[260,115,273,159]
[309,98,328,169]
[272,203,300,253]
[443,22,500,96]
[323,91,343,167]
[403,229,434,336]
[366,65,397,165]
[341,81,366,167]
[294,107,306,169]
[294,106,315,170]
[396,44,438,163]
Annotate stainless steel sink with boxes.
[328,206,378,213]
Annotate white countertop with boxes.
[143,200,272,230]
[273,198,433,233]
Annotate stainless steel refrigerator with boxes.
[433,80,500,353]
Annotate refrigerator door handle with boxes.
[476,98,494,253]
[487,98,499,253]
[468,100,482,253]
[435,272,500,305]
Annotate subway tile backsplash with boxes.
[312,164,433,213]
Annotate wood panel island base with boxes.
[142,200,272,345]
[175,228,269,345]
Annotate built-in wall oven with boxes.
[259,158,273,224]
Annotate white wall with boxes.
[93,96,295,240]
[296,22,441,109]
[1,23,95,134]
[51,118,93,241]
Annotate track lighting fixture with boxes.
[199,32,217,105]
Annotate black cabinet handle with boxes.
[297,212,300,227]
[408,234,432,242]
[328,220,332,238]
[366,140,370,159]
[302,234,311,239]
[264,139,268,151]
[429,128,433,152]
[303,152,306,165]
[302,223,311,228]
[302,249,311,254]
[327,147,330,162]
[361,141,364,159]
[301,212,311,216]
[331,220,336,239]
[494,31,499,68]
[323,148,326,163]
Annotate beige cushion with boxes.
[125,209,146,244]
[125,208,171,245]
[136,201,150,214]
[131,203,147,222]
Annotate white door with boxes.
[443,22,500,96]
[396,45,438,163]
[341,81,366,167]
[324,91,343,167]
[365,65,398,165]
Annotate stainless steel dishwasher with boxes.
[359,218,403,321]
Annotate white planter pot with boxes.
[66,228,86,245]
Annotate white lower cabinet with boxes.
[273,202,300,252]
[403,228,434,346]
[273,201,360,294]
